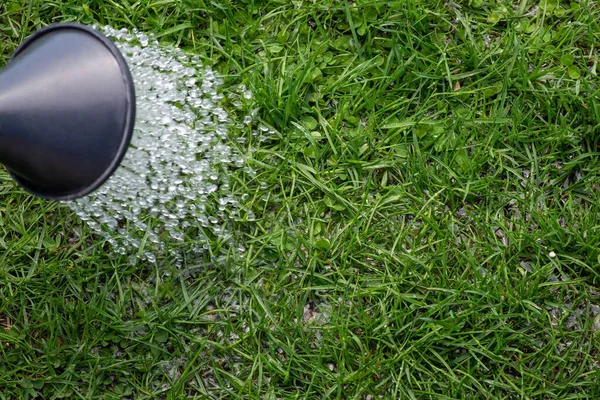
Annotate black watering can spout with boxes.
[0,23,136,200]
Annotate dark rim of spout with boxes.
[8,23,136,201]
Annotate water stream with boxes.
[67,26,261,266]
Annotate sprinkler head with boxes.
[0,23,136,200]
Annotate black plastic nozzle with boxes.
[0,23,136,200]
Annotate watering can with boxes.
[0,23,136,200]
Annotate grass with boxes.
[2,0,600,398]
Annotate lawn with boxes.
[1,0,600,398]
